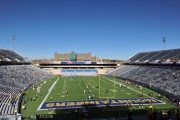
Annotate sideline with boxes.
[37,77,59,111]
[102,76,166,104]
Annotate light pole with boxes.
[162,37,166,49]
[10,34,16,50]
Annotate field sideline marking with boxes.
[37,77,59,111]
[102,76,166,105]
[99,75,115,98]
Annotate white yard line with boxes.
[102,76,166,104]
[37,77,59,111]
[61,79,67,98]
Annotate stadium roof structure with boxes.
[127,48,180,64]
[0,49,31,65]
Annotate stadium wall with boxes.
[61,69,97,76]
[38,63,118,75]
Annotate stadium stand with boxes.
[127,48,180,63]
[0,49,30,63]
[107,48,180,102]
[0,49,54,116]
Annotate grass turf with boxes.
[21,76,177,117]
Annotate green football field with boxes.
[21,76,177,118]
[45,76,148,101]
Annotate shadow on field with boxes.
[54,106,130,120]
[34,106,180,120]
[37,106,147,120]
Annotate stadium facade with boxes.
[54,51,97,61]
[31,51,123,75]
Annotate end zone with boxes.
[39,98,165,110]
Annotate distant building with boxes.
[31,52,124,65]
[54,51,97,61]
[31,51,124,75]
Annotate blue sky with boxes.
[0,0,180,60]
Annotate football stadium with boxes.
[1,0,180,120]
[0,49,180,120]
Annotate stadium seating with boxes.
[106,65,180,100]
[106,49,180,100]
[0,49,54,115]
[0,65,54,115]
[0,49,29,63]
[107,48,180,101]
[127,48,180,63]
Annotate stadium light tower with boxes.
[10,34,16,50]
[162,37,166,49]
